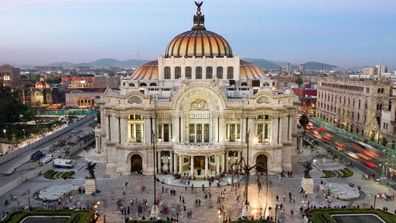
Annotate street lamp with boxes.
[22,129,26,138]
[373,194,380,209]
[149,96,160,220]
[3,129,6,139]
[231,131,267,219]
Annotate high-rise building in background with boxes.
[299,64,305,72]
[375,64,388,75]
[286,63,292,75]
[362,64,388,76]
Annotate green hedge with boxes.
[0,209,94,223]
[308,208,396,223]
[342,168,353,177]
[322,170,337,178]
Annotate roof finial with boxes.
[192,1,205,30]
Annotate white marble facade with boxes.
[94,4,299,177]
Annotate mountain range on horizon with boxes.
[11,58,338,71]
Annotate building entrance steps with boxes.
[157,174,244,188]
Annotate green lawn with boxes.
[322,168,353,178]
[0,209,94,223]
[308,208,396,223]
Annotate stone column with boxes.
[107,115,112,141]
[172,115,178,143]
[224,151,228,173]
[179,155,183,174]
[190,156,194,176]
[216,155,220,175]
[95,136,100,153]
[117,116,121,144]
[144,118,151,145]
[180,116,184,143]
[205,155,208,177]
[219,116,225,143]
[171,152,174,173]
[173,153,178,174]
[271,117,279,146]
[120,116,128,145]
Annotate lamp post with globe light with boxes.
[149,95,160,220]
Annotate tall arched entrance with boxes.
[131,154,142,173]
[256,154,268,174]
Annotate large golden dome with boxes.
[165,30,232,58]
[164,2,232,58]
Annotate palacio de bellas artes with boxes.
[93,3,300,178]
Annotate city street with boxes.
[307,123,396,186]
[1,146,395,223]
[0,116,96,195]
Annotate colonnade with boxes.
[153,150,242,177]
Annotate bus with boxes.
[53,159,75,168]
[39,156,53,165]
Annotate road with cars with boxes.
[0,116,96,189]
[306,124,396,186]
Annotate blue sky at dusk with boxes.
[1,0,396,68]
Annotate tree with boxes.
[381,137,388,146]
[299,114,310,130]
[0,85,29,126]
[295,76,303,87]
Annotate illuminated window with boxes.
[226,124,240,142]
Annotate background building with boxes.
[316,77,391,141]
[380,85,396,149]
[0,65,21,88]
[292,83,317,115]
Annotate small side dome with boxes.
[240,60,266,80]
[130,61,158,80]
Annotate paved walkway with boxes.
[0,148,395,223]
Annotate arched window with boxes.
[241,82,248,86]
[206,67,213,79]
[175,66,181,79]
[150,83,157,86]
[164,66,171,79]
[185,67,192,79]
[128,83,135,87]
[227,66,234,79]
[196,67,202,79]
[216,67,223,79]
[139,83,147,87]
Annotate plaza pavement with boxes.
[0,147,395,223]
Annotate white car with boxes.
[345,151,358,160]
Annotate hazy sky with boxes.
[1,0,396,68]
